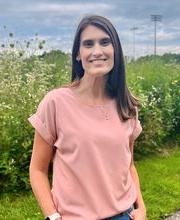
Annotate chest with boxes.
[56,103,133,158]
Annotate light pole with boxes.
[130,26,138,60]
[151,14,162,56]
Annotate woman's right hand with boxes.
[128,207,146,220]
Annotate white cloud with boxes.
[157,29,180,41]
[158,45,180,54]
[124,43,180,59]
[1,0,180,58]
[12,2,114,15]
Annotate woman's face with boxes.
[78,25,114,77]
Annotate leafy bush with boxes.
[0,50,70,193]
[127,59,180,155]
[0,50,179,192]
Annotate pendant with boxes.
[98,106,110,120]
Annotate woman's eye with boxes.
[81,38,111,48]
[82,40,94,48]
[100,38,111,46]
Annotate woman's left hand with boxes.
[128,207,146,220]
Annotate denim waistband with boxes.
[104,205,134,220]
[119,205,134,216]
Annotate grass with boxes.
[136,147,180,219]
[0,147,180,220]
[0,192,42,220]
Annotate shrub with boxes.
[0,50,70,192]
[0,50,179,192]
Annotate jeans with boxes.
[103,206,134,220]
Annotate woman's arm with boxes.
[130,163,146,210]
[129,140,146,219]
[29,130,59,218]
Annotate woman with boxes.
[28,15,146,220]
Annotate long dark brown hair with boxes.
[62,14,140,121]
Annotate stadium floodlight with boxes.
[151,14,162,56]
[130,26,138,60]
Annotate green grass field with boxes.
[0,147,180,220]
[137,147,180,219]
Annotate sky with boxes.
[0,0,180,58]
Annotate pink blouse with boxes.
[28,87,142,220]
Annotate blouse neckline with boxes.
[67,87,115,108]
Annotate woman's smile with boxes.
[89,58,107,62]
[89,58,108,67]
[78,25,114,76]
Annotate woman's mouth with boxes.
[89,58,107,63]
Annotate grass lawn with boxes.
[0,147,180,220]
[136,147,180,219]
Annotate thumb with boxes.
[128,210,135,219]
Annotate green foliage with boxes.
[127,58,180,155]
[0,50,71,193]
[0,47,179,193]
[136,53,180,64]
[39,50,71,87]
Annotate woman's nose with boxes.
[92,43,103,57]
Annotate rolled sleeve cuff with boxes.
[28,114,55,146]
[131,120,142,141]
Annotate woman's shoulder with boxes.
[45,86,71,98]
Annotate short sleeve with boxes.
[28,91,57,146]
[130,107,142,142]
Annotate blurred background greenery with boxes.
[0,34,179,220]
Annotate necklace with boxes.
[98,105,111,120]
